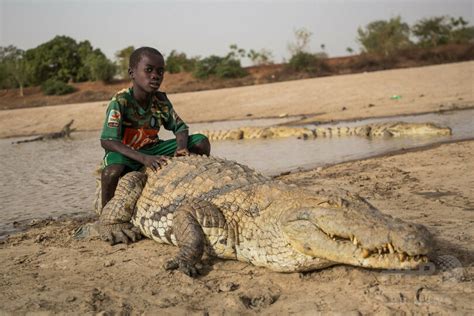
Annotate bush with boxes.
[165,50,197,74]
[288,51,330,73]
[41,79,75,95]
[215,58,247,78]
[193,56,223,79]
[193,55,247,79]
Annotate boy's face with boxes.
[129,53,165,93]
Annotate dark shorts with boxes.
[102,133,207,171]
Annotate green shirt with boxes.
[100,88,188,150]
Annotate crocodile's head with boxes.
[381,122,452,137]
[280,191,434,269]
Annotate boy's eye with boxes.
[145,67,152,72]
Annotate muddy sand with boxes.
[0,62,473,314]
[0,141,472,314]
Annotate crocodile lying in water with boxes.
[197,122,452,141]
[94,155,433,276]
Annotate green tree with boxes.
[228,44,246,59]
[357,16,412,56]
[165,50,198,74]
[412,16,452,47]
[346,47,354,54]
[413,16,474,47]
[76,40,116,82]
[193,45,247,79]
[0,46,29,96]
[76,40,95,81]
[247,48,274,66]
[193,55,223,79]
[286,27,328,73]
[287,27,313,55]
[115,46,134,79]
[25,35,82,84]
[84,53,116,83]
[450,17,474,43]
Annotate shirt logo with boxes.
[107,110,121,127]
[150,116,157,128]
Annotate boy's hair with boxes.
[129,47,163,69]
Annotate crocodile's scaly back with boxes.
[129,156,338,271]
[197,122,452,141]
[100,155,433,273]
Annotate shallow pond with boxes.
[0,109,473,237]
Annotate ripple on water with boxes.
[0,110,473,237]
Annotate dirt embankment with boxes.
[0,61,472,139]
[1,44,472,111]
[1,141,473,314]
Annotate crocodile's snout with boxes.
[282,200,434,269]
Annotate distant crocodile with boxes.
[94,155,433,276]
[197,122,452,141]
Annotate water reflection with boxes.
[0,109,473,236]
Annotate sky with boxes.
[1,0,473,65]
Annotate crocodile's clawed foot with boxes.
[99,223,142,245]
[164,258,203,277]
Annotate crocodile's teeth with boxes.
[398,253,407,262]
[362,249,371,258]
[353,237,358,245]
[387,243,395,254]
[377,248,382,255]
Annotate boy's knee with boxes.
[101,164,127,208]
[102,164,126,183]
[190,135,211,156]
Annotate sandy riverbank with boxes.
[0,62,473,314]
[0,140,473,314]
[0,61,472,139]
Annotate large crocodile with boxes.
[95,155,433,276]
[197,122,452,141]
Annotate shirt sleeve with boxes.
[161,96,189,134]
[100,100,123,141]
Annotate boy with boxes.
[100,47,210,208]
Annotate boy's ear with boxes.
[128,67,134,79]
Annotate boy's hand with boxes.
[174,148,190,157]
[142,155,169,171]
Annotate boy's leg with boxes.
[189,135,211,156]
[101,152,143,208]
[141,134,211,157]
[101,164,127,208]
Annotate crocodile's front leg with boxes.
[99,171,147,245]
[164,200,228,277]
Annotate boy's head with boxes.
[128,47,165,93]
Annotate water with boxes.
[0,109,473,237]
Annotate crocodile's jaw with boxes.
[281,205,433,270]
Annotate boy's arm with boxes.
[159,93,189,156]
[174,130,190,156]
[101,140,169,171]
